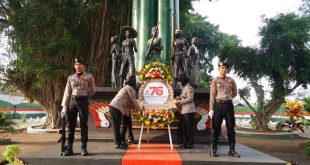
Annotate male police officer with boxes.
[61,58,96,156]
[209,62,240,157]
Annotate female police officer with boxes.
[175,73,196,149]
[109,76,141,149]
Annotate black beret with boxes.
[125,76,136,86]
[218,61,229,68]
[177,73,189,82]
[75,58,86,65]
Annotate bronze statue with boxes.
[145,24,163,64]
[171,29,189,83]
[187,37,200,86]
[119,26,138,87]
[110,36,122,87]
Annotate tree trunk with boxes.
[254,99,284,132]
[254,112,271,132]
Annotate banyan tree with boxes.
[0,0,193,127]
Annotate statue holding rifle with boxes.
[145,24,163,65]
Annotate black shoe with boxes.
[210,152,218,157]
[210,144,218,157]
[115,143,127,149]
[81,148,88,156]
[121,141,129,147]
[176,139,184,144]
[179,144,186,148]
[185,145,193,149]
[63,148,73,156]
[81,143,88,156]
[128,138,137,144]
[228,151,240,157]
[228,144,240,157]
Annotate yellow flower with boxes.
[145,120,151,126]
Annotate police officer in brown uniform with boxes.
[61,58,96,156]
[209,62,240,157]
[175,74,196,149]
[109,76,141,149]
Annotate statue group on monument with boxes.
[110,25,199,88]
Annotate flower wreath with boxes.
[138,62,173,82]
[135,109,175,129]
[136,62,175,129]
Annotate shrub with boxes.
[276,120,285,131]
[2,145,21,163]
[304,141,310,157]
[0,111,16,132]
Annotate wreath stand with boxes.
[137,62,175,150]
[137,110,173,150]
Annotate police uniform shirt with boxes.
[179,83,196,114]
[109,85,140,116]
[209,76,237,111]
[61,72,96,107]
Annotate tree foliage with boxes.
[220,13,310,131]
[299,0,310,16]
[182,11,239,88]
[0,0,132,127]
[302,97,310,114]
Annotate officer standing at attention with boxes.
[61,58,96,156]
[209,61,240,157]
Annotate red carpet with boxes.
[122,144,182,165]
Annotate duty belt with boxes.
[71,95,88,99]
[215,99,232,104]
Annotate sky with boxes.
[192,0,302,47]
[192,0,305,102]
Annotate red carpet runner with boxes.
[122,144,182,165]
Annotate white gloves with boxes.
[208,110,214,119]
[61,106,67,118]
